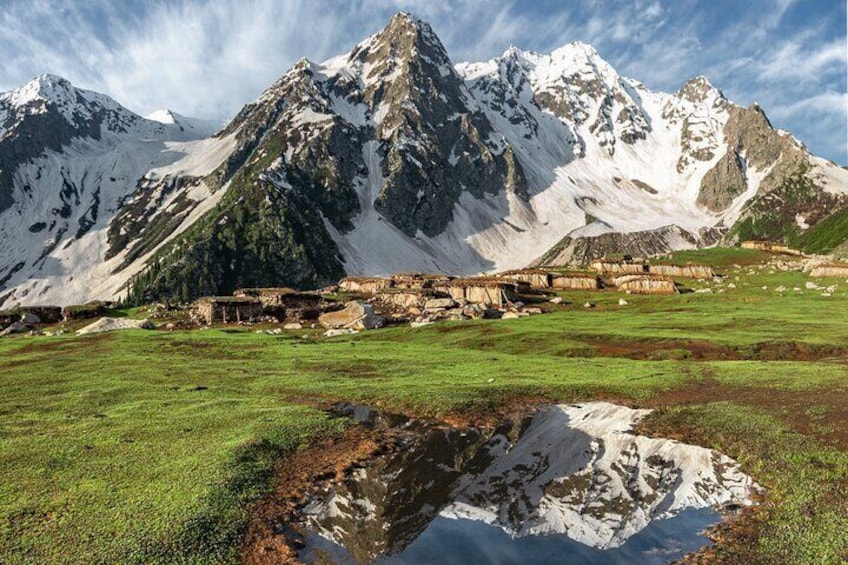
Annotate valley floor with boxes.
[1,248,846,564]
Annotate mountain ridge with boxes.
[1,12,846,308]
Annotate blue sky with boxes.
[1,0,845,163]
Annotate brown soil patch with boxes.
[11,331,111,355]
[241,426,387,565]
[0,333,112,370]
[644,379,848,450]
[578,337,848,362]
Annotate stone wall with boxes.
[648,265,714,279]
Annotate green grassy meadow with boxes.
[1,248,847,563]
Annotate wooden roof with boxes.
[435,277,520,288]
[196,296,261,304]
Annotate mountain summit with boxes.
[1,13,846,308]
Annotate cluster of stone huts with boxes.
[192,258,724,325]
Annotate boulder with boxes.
[20,312,41,324]
[423,298,456,311]
[0,321,29,336]
[76,317,155,335]
[318,301,385,330]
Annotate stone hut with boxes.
[338,277,393,294]
[810,264,848,278]
[741,241,805,256]
[0,305,62,325]
[390,273,452,290]
[647,264,715,279]
[550,273,602,290]
[498,269,552,289]
[233,287,325,318]
[193,297,263,324]
[434,278,520,307]
[62,301,113,321]
[616,275,678,295]
[590,260,649,275]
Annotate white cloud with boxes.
[0,0,844,163]
[771,91,848,118]
[759,38,846,82]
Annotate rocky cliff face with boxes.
[122,13,528,303]
[0,13,846,307]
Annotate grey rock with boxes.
[20,312,41,324]
[1,321,29,335]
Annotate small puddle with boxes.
[294,402,759,564]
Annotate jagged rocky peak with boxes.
[0,73,151,131]
[663,76,730,173]
[674,75,725,105]
[307,11,529,238]
[464,41,652,155]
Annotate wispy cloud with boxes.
[0,0,844,163]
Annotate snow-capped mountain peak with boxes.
[145,109,221,138]
[1,12,846,309]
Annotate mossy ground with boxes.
[1,247,846,564]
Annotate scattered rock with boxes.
[501,312,520,319]
[410,321,434,328]
[805,281,819,290]
[694,288,713,294]
[775,285,787,293]
[284,322,303,330]
[524,307,543,315]
[583,302,596,309]
[618,298,629,306]
[28,330,43,336]
[76,317,155,335]
[424,298,456,311]
[323,328,359,337]
[483,308,504,319]
[549,297,563,304]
